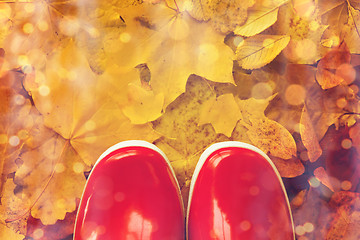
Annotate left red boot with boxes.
[74,140,185,240]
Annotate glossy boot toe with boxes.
[187,141,295,240]
[74,140,185,240]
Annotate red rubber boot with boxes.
[187,142,295,240]
[74,140,185,240]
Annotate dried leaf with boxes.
[314,167,335,192]
[199,94,241,137]
[188,0,255,33]
[107,2,235,109]
[236,34,290,69]
[152,76,230,206]
[327,191,360,239]
[0,222,24,240]
[25,42,159,166]
[234,0,287,37]
[292,187,332,240]
[271,156,305,177]
[300,105,322,162]
[349,122,360,154]
[344,5,360,54]
[122,83,164,124]
[247,118,297,159]
[14,133,86,225]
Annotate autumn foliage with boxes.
[0,0,359,239]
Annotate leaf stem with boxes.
[173,0,180,12]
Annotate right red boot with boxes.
[187,141,295,239]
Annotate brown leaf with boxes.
[316,42,351,89]
[271,156,305,178]
[300,105,323,162]
[327,191,360,239]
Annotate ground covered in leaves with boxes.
[0,0,360,239]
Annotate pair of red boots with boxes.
[74,141,295,239]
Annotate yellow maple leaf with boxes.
[152,76,230,206]
[300,105,322,162]
[234,0,288,37]
[15,133,86,225]
[344,5,360,54]
[198,94,241,137]
[187,0,255,33]
[122,83,164,124]
[236,34,290,69]
[104,2,235,111]
[24,42,159,166]
[0,179,28,236]
[0,223,24,240]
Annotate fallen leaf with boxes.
[106,2,235,108]
[349,122,360,154]
[152,76,230,207]
[236,34,290,69]
[122,83,164,124]
[246,117,297,159]
[344,5,360,54]
[314,167,336,192]
[271,156,305,178]
[292,187,332,240]
[188,0,255,33]
[316,42,351,89]
[235,95,276,124]
[320,125,360,191]
[0,179,28,235]
[199,94,241,137]
[327,191,360,239]
[234,0,288,37]
[24,42,158,166]
[300,105,323,162]
[0,222,24,240]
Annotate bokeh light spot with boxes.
[341,180,352,190]
[24,3,35,13]
[336,97,347,108]
[18,129,29,140]
[341,138,352,149]
[303,222,314,233]
[120,32,131,43]
[55,163,65,173]
[14,94,25,105]
[251,82,273,99]
[85,120,96,131]
[39,85,50,96]
[33,228,44,240]
[336,63,356,85]
[23,22,34,34]
[308,177,320,188]
[38,20,49,32]
[285,84,306,105]
[295,225,305,236]
[240,220,251,231]
[73,162,85,173]
[9,135,20,147]
[249,186,260,196]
